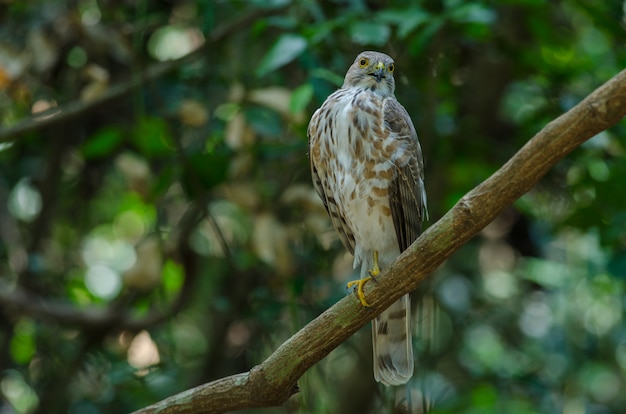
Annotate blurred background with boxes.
[1,1,625,413]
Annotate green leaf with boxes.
[376,9,411,24]
[256,34,307,77]
[376,7,430,39]
[471,383,498,408]
[131,117,174,158]
[10,319,36,364]
[409,16,445,54]
[587,158,610,182]
[82,127,124,159]
[306,19,338,45]
[450,3,496,25]
[244,105,283,137]
[398,11,430,39]
[290,83,314,114]
[162,259,184,296]
[523,258,573,288]
[214,102,240,121]
[349,21,390,46]
[310,68,344,87]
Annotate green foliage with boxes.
[131,117,175,158]
[257,34,308,78]
[9,320,36,365]
[0,0,625,413]
[82,128,124,160]
[290,83,314,115]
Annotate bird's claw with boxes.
[347,276,372,307]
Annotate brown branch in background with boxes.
[132,68,626,414]
[0,5,285,332]
[0,201,203,331]
[24,131,69,270]
[0,6,285,143]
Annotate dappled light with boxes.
[8,179,42,222]
[0,1,625,413]
[518,292,553,338]
[148,26,205,62]
[127,331,161,374]
[0,371,39,414]
[84,264,122,300]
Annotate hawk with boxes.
[308,51,427,386]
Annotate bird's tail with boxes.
[372,293,413,385]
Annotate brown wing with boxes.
[308,113,357,255]
[383,98,427,252]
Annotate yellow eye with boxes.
[359,57,369,68]
[388,63,395,73]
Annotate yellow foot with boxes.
[347,251,380,307]
[347,276,372,307]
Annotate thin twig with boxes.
[0,7,285,143]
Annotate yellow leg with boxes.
[346,251,380,307]
[369,250,380,277]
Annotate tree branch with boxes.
[132,68,626,413]
[0,6,285,143]
[0,201,203,331]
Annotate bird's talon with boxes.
[347,276,372,307]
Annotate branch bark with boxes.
[134,69,626,413]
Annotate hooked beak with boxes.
[370,61,385,83]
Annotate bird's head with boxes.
[343,51,396,96]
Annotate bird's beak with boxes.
[371,61,385,83]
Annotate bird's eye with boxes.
[359,58,369,68]
[388,63,395,73]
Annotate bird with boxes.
[308,51,427,386]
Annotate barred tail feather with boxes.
[372,293,413,385]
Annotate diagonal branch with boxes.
[0,6,285,143]
[133,69,626,414]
